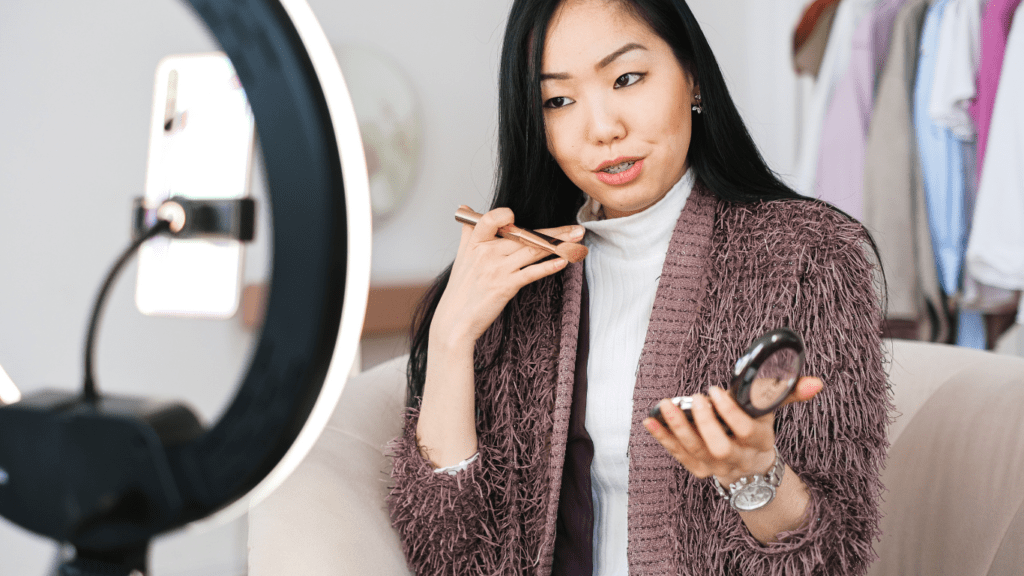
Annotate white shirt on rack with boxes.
[965,4,1024,323]
[929,0,986,140]
[793,0,877,195]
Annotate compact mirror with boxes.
[649,328,805,430]
[730,328,805,418]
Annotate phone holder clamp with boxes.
[132,196,256,242]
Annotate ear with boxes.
[688,77,701,105]
[682,67,699,98]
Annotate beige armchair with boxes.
[248,340,1024,575]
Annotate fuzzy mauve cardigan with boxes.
[387,183,891,575]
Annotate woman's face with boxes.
[541,0,697,219]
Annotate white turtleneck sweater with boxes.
[576,168,693,575]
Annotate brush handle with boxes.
[455,206,567,255]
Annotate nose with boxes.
[585,95,626,145]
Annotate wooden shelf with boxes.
[241,282,431,338]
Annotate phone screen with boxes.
[135,53,256,318]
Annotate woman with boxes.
[387,0,891,574]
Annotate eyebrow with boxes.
[540,42,648,81]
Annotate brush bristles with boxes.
[554,242,588,263]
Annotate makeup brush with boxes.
[455,206,589,263]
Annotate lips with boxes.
[602,160,637,174]
[595,156,643,173]
[595,157,644,185]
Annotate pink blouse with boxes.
[971,0,1023,181]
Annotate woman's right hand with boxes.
[431,207,585,349]
[416,207,583,469]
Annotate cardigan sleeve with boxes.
[385,407,494,574]
[719,222,892,575]
[384,270,565,575]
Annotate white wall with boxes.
[362,0,809,285]
[0,1,805,574]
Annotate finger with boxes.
[643,415,709,477]
[494,236,538,257]
[778,377,824,408]
[503,224,586,269]
[689,393,733,461]
[657,398,708,458]
[469,207,515,245]
[510,256,568,288]
[504,241,556,270]
[534,224,586,243]
[457,222,473,252]
[455,223,519,266]
[643,415,681,451]
[707,386,756,442]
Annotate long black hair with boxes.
[405,0,884,408]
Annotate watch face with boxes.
[731,483,776,511]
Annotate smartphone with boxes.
[135,53,256,318]
[650,396,732,435]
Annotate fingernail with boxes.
[662,401,677,420]
[708,386,722,400]
[571,226,585,238]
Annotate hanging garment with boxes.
[794,0,877,196]
[794,0,844,76]
[795,0,845,53]
[929,0,984,140]
[914,0,986,348]
[966,3,1024,324]
[971,0,1023,182]
[871,0,916,80]
[816,0,911,219]
[926,0,1016,324]
[863,0,951,342]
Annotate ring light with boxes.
[0,0,371,572]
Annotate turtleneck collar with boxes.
[575,168,695,261]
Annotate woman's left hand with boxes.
[643,377,823,485]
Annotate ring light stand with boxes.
[0,0,371,574]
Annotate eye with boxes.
[614,72,644,88]
[543,96,575,109]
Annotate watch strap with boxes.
[712,446,785,510]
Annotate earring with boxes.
[691,93,703,114]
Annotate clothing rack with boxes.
[790,0,1024,349]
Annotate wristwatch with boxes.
[713,446,785,511]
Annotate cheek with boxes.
[545,117,584,174]
[660,99,692,156]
